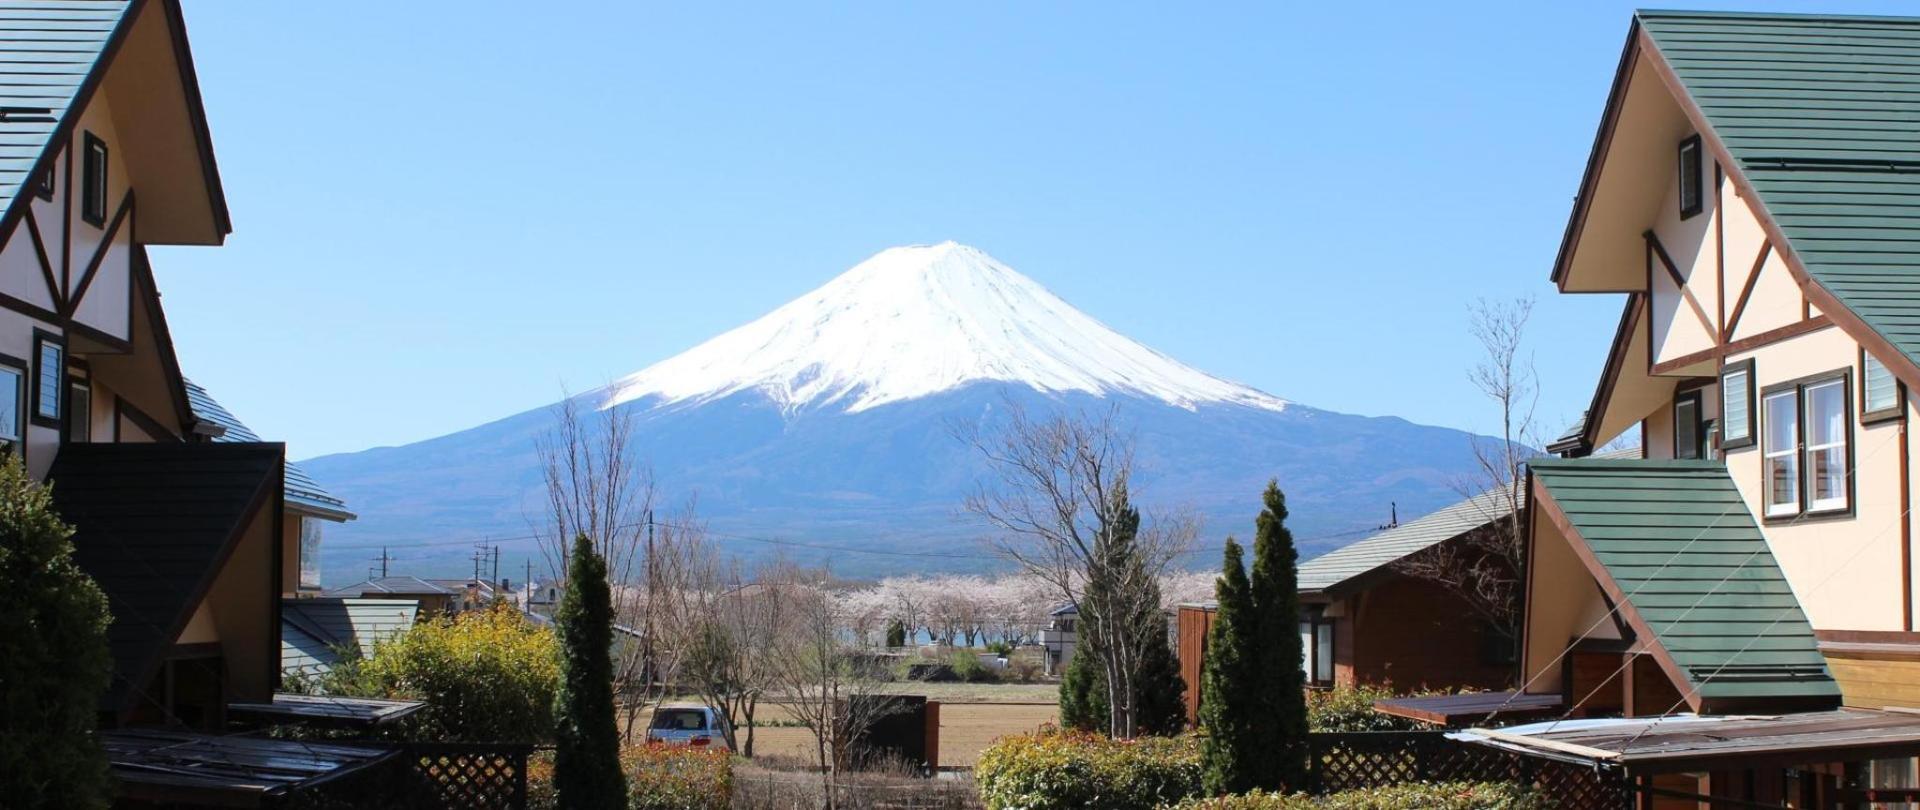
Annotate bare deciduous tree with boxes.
[537,393,713,740]
[960,404,1193,738]
[1395,297,1539,648]
[682,557,795,757]
[768,563,903,809]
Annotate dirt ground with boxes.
[644,684,1059,768]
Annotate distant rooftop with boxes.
[1297,488,1520,595]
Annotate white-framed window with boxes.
[0,359,22,451]
[1299,613,1335,687]
[1763,388,1800,518]
[1806,378,1848,513]
[299,517,323,591]
[1763,373,1852,519]
[1863,351,1903,423]
[1722,360,1754,449]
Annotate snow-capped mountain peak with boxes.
[602,241,1288,414]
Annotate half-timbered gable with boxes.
[0,0,226,479]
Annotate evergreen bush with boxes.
[0,455,113,809]
[975,730,1204,810]
[553,534,628,808]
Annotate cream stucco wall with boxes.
[1719,327,1906,631]
[1523,503,1615,696]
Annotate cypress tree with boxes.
[552,534,627,808]
[1109,496,1185,736]
[1056,639,1108,733]
[0,455,112,809]
[1199,538,1258,795]
[1247,481,1308,791]
[885,619,907,648]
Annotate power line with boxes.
[325,521,1387,564]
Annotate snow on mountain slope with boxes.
[603,242,1289,414]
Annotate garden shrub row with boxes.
[1177,781,1547,809]
[975,731,1203,810]
[528,744,733,810]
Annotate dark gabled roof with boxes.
[1639,10,1920,374]
[281,597,417,677]
[183,378,354,520]
[1298,488,1519,595]
[50,441,283,711]
[1530,457,1839,707]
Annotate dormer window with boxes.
[81,131,106,226]
[1678,135,1704,219]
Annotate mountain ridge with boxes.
[303,244,1498,583]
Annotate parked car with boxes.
[646,704,731,750]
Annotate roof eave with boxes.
[1550,17,1645,290]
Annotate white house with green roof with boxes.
[1465,9,1920,805]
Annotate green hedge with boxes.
[975,731,1203,810]
[1305,685,1420,733]
[1177,782,1547,809]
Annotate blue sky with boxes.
[152,1,1920,460]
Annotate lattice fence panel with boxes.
[1305,732,1629,810]
[405,744,531,810]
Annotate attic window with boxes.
[81,132,106,226]
[34,153,52,201]
[1678,135,1704,219]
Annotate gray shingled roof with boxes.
[1297,488,1520,595]
[323,576,453,598]
[183,378,353,520]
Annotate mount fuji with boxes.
[303,242,1501,582]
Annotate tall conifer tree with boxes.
[552,534,627,808]
[1199,538,1257,794]
[1248,481,1308,791]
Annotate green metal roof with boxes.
[0,2,130,223]
[1530,458,1839,705]
[1640,10,1920,372]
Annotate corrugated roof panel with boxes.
[1531,457,1839,704]
[1640,10,1920,374]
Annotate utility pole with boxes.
[642,509,656,695]
[370,547,391,579]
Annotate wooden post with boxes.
[924,700,940,773]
